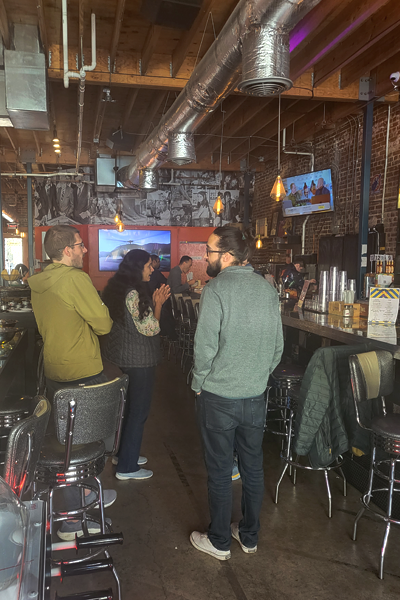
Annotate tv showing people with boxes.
[99,228,171,272]
[281,168,334,217]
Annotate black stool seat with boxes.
[39,436,105,466]
[372,414,400,441]
[272,364,306,381]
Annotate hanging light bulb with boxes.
[270,94,285,202]
[213,193,224,216]
[114,212,120,223]
[54,148,61,154]
[21,231,25,238]
[256,235,262,250]
[53,142,60,148]
[15,226,19,235]
[270,175,285,201]
[117,221,125,233]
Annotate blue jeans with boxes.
[117,366,156,473]
[195,390,266,551]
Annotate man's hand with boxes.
[152,284,171,307]
[188,279,197,287]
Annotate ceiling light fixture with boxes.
[54,148,61,154]
[53,128,59,143]
[270,94,285,202]
[256,235,262,249]
[53,142,60,148]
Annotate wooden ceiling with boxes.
[0,0,399,177]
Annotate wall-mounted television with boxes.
[281,168,334,217]
[98,228,171,272]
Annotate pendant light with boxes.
[213,194,224,215]
[213,107,225,217]
[270,94,285,202]
[255,235,262,249]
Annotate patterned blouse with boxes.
[125,290,160,337]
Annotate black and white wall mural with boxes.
[34,169,254,227]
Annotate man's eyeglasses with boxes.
[205,247,225,256]
[69,242,85,249]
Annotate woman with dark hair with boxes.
[102,249,170,481]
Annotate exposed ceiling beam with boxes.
[171,0,214,78]
[109,0,126,72]
[141,25,162,77]
[195,96,248,153]
[290,0,355,58]
[340,24,400,89]
[198,97,274,159]
[37,0,48,57]
[121,88,139,130]
[290,0,392,82]
[0,0,9,49]
[239,100,321,165]
[313,0,400,87]
[3,128,17,154]
[92,88,107,144]
[32,132,41,157]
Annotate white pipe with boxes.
[62,0,96,88]
[282,128,315,171]
[302,215,310,254]
[381,104,391,224]
[1,172,86,178]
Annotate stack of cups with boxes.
[338,271,347,301]
[318,271,329,313]
[329,266,339,302]
[348,279,357,301]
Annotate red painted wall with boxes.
[35,224,214,290]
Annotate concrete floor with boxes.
[54,357,400,600]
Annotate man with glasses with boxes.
[29,225,115,540]
[167,255,197,294]
[190,226,283,561]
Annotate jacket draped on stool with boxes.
[293,344,374,468]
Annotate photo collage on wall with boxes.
[34,169,254,228]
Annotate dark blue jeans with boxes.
[196,390,266,551]
[117,366,156,473]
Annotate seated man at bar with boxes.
[29,225,115,540]
[190,226,283,560]
[167,255,197,294]
[148,254,167,293]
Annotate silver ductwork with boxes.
[118,0,322,188]
[4,25,49,130]
[139,169,159,191]
[168,132,196,165]
[238,24,292,96]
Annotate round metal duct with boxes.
[168,132,196,166]
[238,25,293,97]
[139,168,159,191]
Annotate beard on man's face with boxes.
[206,257,222,278]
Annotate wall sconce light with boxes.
[256,235,262,249]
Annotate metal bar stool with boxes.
[266,363,306,447]
[349,349,398,579]
[0,396,35,471]
[272,384,347,517]
[34,375,129,567]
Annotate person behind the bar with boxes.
[102,249,170,480]
[167,255,197,294]
[29,225,115,541]
[190,226,283,560]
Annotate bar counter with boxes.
[280,302,400,360]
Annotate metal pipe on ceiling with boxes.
[117,0,322,189]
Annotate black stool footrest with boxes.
[76,532,123,550]
[61,558,114,578]
[55,590,113,600]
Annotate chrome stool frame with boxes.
[349,349,398,579]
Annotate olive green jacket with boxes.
[29,263,112,381]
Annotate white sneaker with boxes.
[57,518,112,541]
[115,468,153,480]
[190,531,231,560]
[231,522,257,554]
[111,456,147,466]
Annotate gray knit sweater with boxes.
[191,265,283,398]
[102,294,161,368]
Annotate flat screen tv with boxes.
[281,168,334,217]
[98,228,171,272]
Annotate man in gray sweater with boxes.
[167,255,196,294]
[190,227,283,560]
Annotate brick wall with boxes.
[252,103,400,266]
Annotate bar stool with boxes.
[266,363,306,445]
[34,375,129,565]
[272,384,347,517]
[349,349,398,579]
[0,396,34,471]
